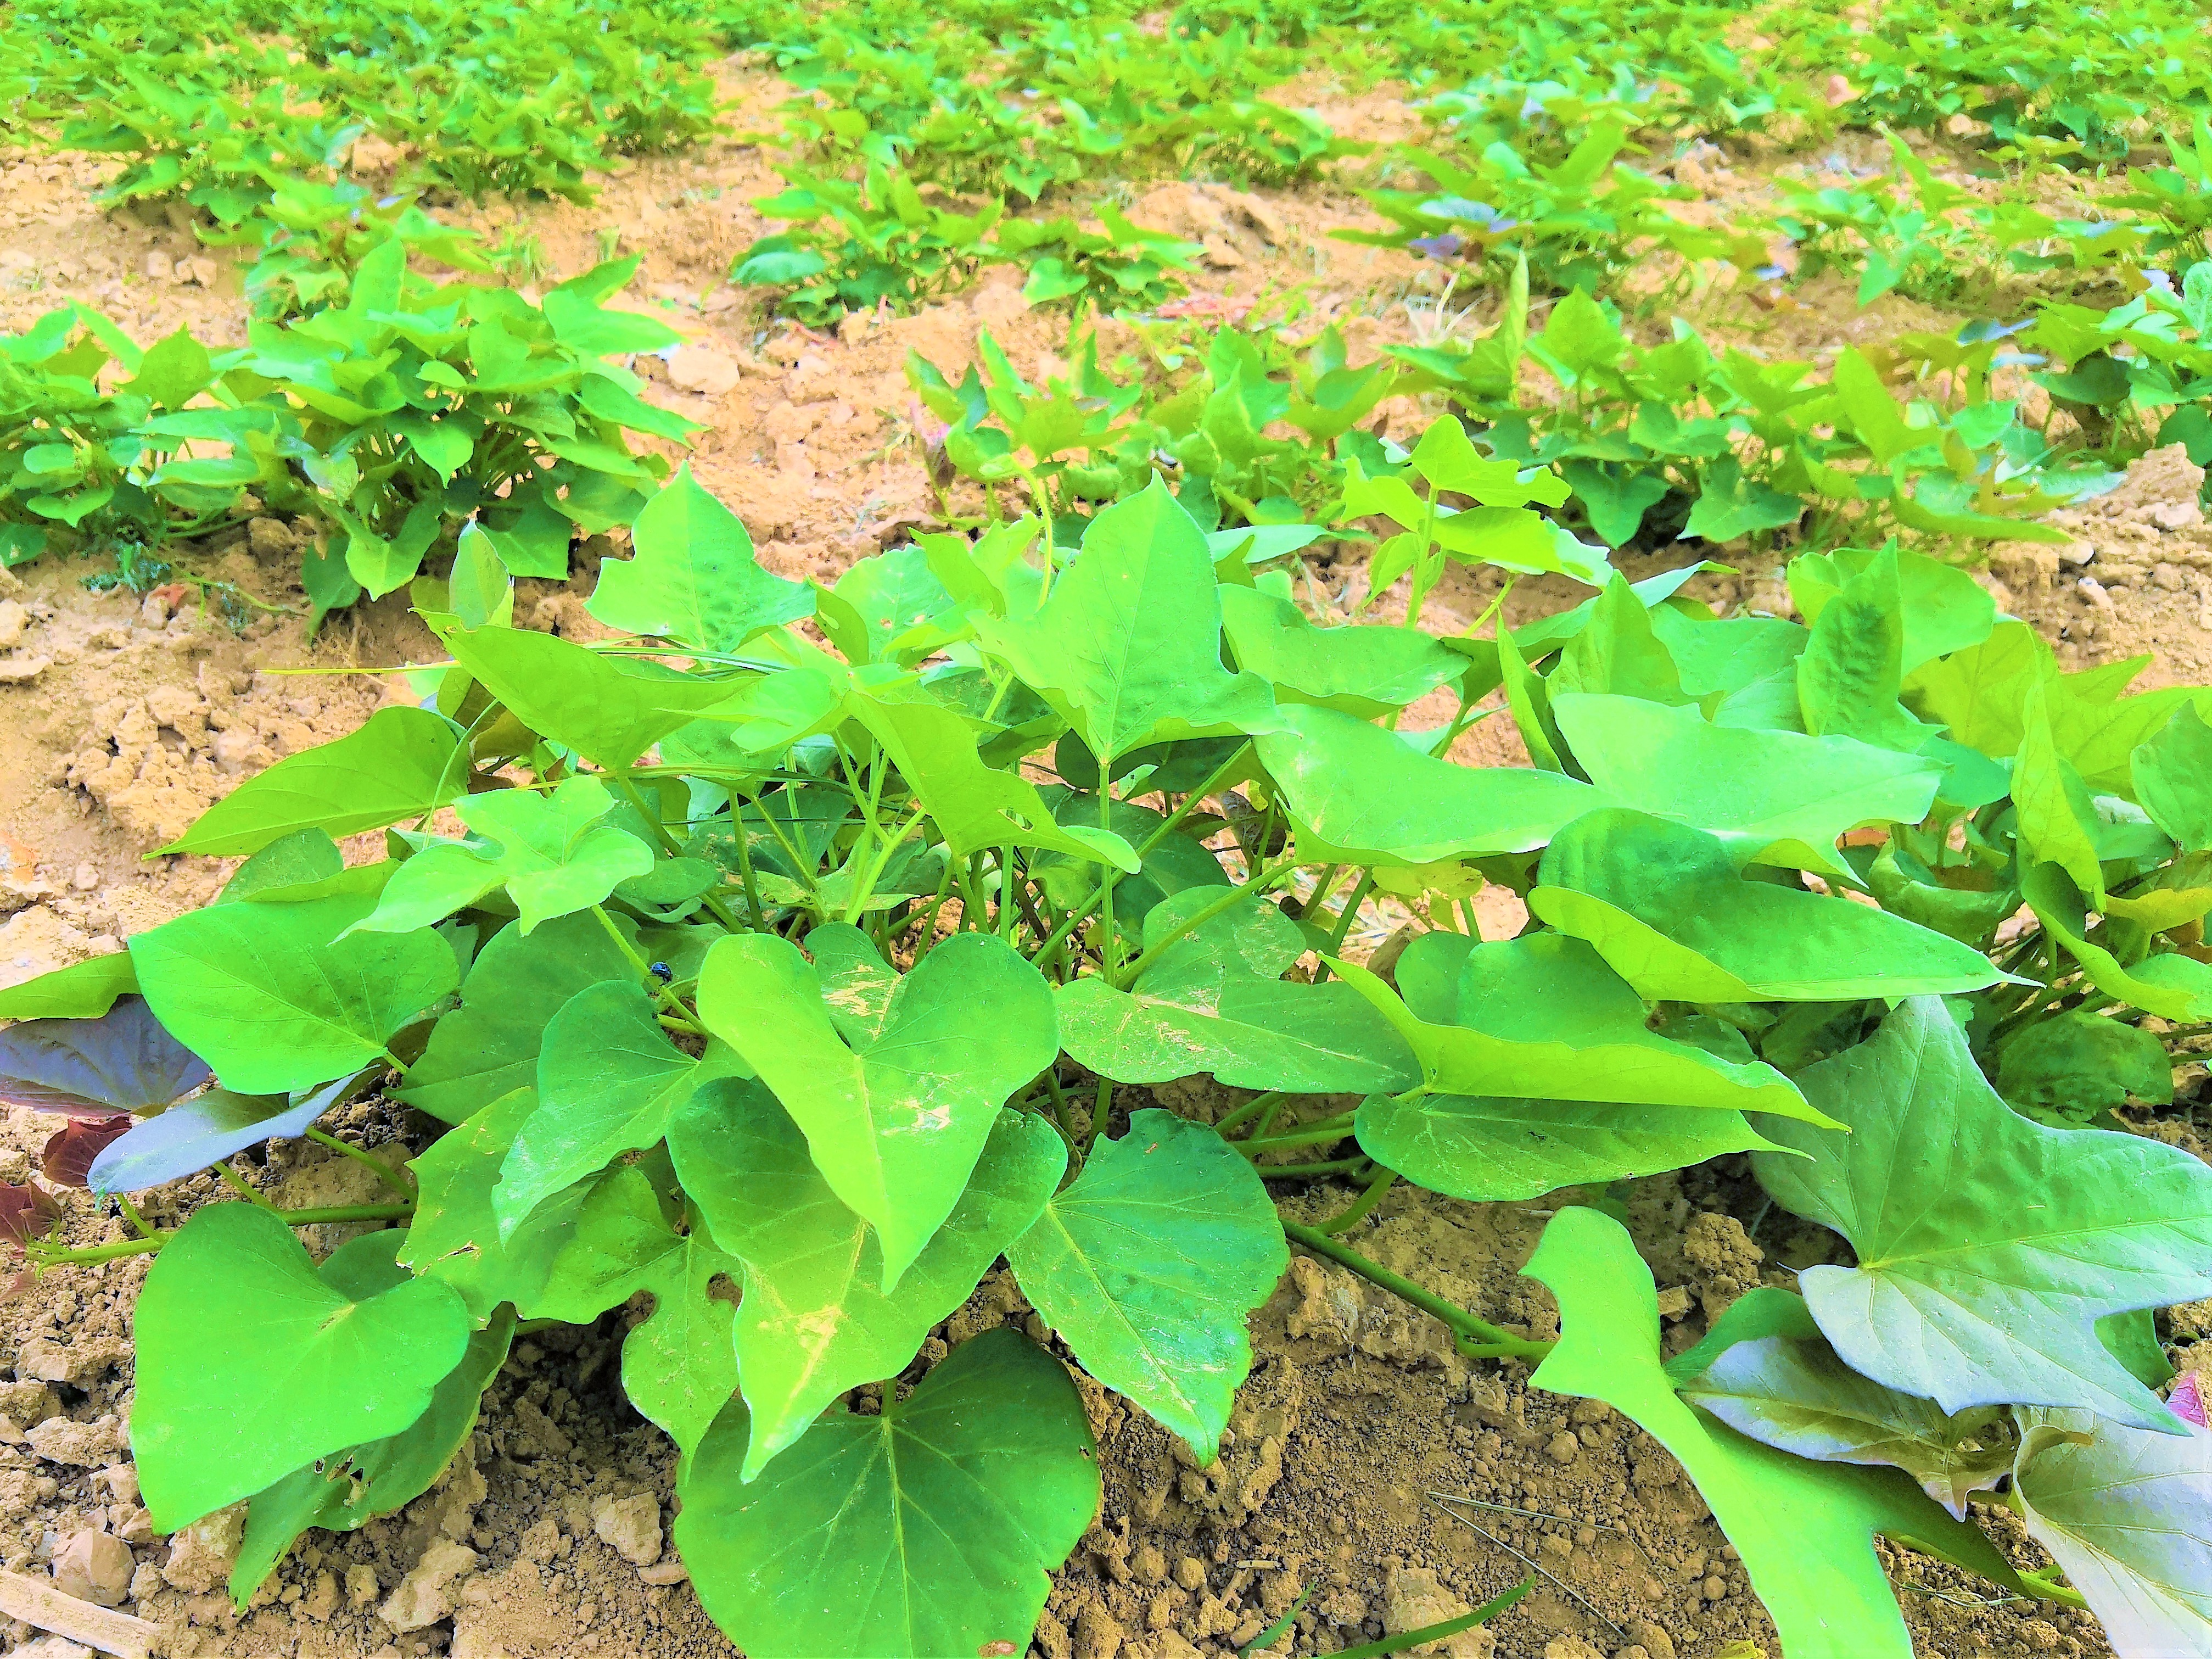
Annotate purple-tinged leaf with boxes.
[0,998,211,1117]
[2015,1408,2212,1654]
[2172,1374,2208,1430]
[42,1116,132,1188]
[88,1069,374,1196]
[0,1183,60,1248]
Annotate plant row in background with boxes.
[0,239,691,617]
[0,459,2207,1655]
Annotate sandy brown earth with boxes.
[0,64,2205,1659]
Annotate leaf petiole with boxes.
[1282,1221,1554,1364]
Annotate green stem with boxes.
[1097,779,1121,977]
[842,802,927,926]
[592,906,702,1031]
[1283,1221,1554,1363]
[1213,1091,1287,1138]
[32,1202,417,1265]
[1316,1165,1397,1235]
[2013,1565,2088,1610]
[1090,1074,1113,1141]
[1254,1157,1371,1177]
[115,1194,154,1240]
[1310,870,1378,984]
[305,1127,415,1199]
[730,802,765,929]
[217,1160,276,1209]
[1237,1118,1357,1155]
[1025,742,1256,969]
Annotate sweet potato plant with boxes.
[1,451,2210,1657]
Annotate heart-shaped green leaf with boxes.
[697,930,1057,1288]
[349,778,654,937]
[1332,936,1824,1123]
[1529,809,2002,1002]
[1057,891,1418,1094]
[1523,1207,2027,1659]
[133,1204,473,1531]
[587,464,812,651]
[2014,1407,2212,1655]
[230,1239,513,1606]
[131,876,459,1094]
[1549,692,1941,876]
[1010,1110,1285,1460]
[675,1327,1099,1659]
[671,1079,1063,1479]
[1257,701,1610,865]
[973,479,1284,762]
[160,706,468,857]
[1754,997,2212,1432]
[495,981,723,1235]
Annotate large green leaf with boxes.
[1523,1207,2026,1659]
[1528,809,2002,1001]
[231,1243,513,1605]
[442,624,747,770]
[1009,1110,1285,1460]
[1356,1090,1782,1204]
[1056,890,1417,1094]
[2014,1408,2212,1655]
[973,480,1283,761]
[133,1204,473,1531]
[131,876,458,1094]
[495,981,724,1235]
[1256,702,1610,865]
[2133,703,2212,852]
[1549,692,1942,876]
[675,1327,1099,1659]
[1754,997,2212,1433]
[845,683,1138,870]
[350,777,655,936]
[671,1081,1063,1479]
[161,706,467,857]
[1676,1317,2015,1518]
[1219,584,1464,717]
[398,1088,593,1322]
[587,464,811,650]
[397,911,637,1123]
[697,931,1057,1288]
[525,1165,741,1456]
[1332,937,1823,1122]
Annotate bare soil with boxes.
[0,71,2204,1659]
